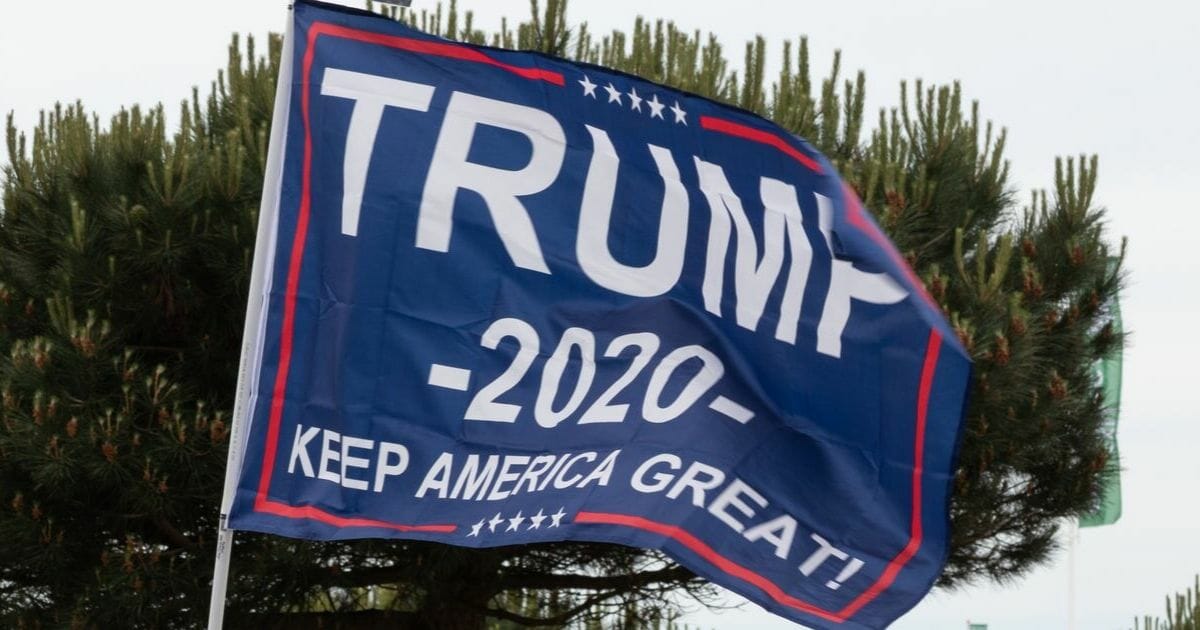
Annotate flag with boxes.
[222,2,972,627]
[1081,268,1123,528]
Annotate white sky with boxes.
[2,1,1198,628]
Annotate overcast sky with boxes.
[2,1,1198,628]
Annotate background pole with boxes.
[1067,521,1078,630]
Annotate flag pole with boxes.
[207,7,296,628]
[1067,521,1078,630]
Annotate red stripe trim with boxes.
[258,499,456,533]
[699,115,823,174]
[836,328,941,618]
[576,329,944,624]
[253,21,322,511]
[309,22,564,86]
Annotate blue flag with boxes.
[226,2,972,627]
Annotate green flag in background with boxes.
[1080,268,1123,528]
[968,623,988,630]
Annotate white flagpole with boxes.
[207,6,295,629]
[1067,521,1078,630]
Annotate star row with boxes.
[467,507,568,537]
[578,74,688,125]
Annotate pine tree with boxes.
[1133,575,1199,630]
[0,1,1124,626]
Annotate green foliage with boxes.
[1133,575,1199,630]
[0,33,279,627]
[0,0,1123,626]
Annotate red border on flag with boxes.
[251,16,947,623]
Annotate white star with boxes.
[527,509,547,530]
[670,100,688,125]
[506,511,525,532]
[647,94,665,119]
[578,74,597,98]
[468,518,485,537]
[603,82,623,105]
[627,87,644,112]
[549,507,567,528]
[487,512,504,533]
